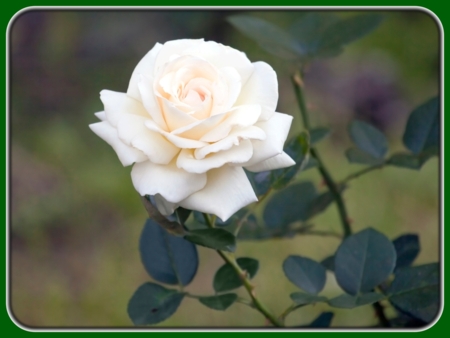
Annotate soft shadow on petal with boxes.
[195,126,265,160]
[154,39,204,72]
[94,111,106,121]
[177,140,253,174]
[138,74,167,130]
[127,42,163,100]
[244,152,295,172]
[131,160,207,203]
[159,97,198,131]
[154,194,178,215]
[214,66,241,114]
[171,112,227,140]
[116,114,179,165]
[89,121,147,166]
[179,165,257,221]
[241,112,293,167]
[145,120,208,149]
[234,61,278,121]
[200,105,261,142]
[100,90,149,127]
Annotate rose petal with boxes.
[131,160,207,203]
[177,140,253,174]
[154,39,204,72]
[244,152,295,172]
[200,105,261,142]
[127,42,163,100]
[94,111,106,121]
[179,165,257,221]
[153,194,178,216]
[159,97,198,131]
[137,74,167,130]
[89,121,147,166]
[171,112,227,140]
[100,90,148,127]
[116,114,179,165]
[241,112,293,167]
[145,120,208,149]
[235,61,278,121]
[212,66,241,114]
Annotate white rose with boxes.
[89,39,295,221]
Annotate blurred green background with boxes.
[10,9,439,327]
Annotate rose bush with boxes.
[89,39,294,221]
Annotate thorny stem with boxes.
[203,213,283,327]
[291,70,390,327]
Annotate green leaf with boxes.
[184,228,236,252]
[246,170,271,197]
[307,312,334,327]
[264,181,318,228]
[127,283,184,325]
[175,207,191,226]
[392,234,420,270]
[317,14,383,57]
[348,120,388,159]
[388,263,439,323]
[227,15,302,59]
[270,132,311,190]
[345,147,385,165]
[320,255,335,271]
[198,293,238,311]
[213,257,259,292]
[334,228,396,295]
[192,209,248,227]
[140,219,198,286]
[307,184,346,219]
[403,97,439,155]
[388,147,438,170]
[283,255,327,294]
[290,292,327,305]
[310,127,330,145]
[289,12,339,57]
[328,292,384,309]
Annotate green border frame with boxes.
[2,1,446,335]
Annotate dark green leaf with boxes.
[289,12,339,57]
[237,219,312,241]
[270,133,311,190]
[184,228,236,252]
[213,257,259,292]
[192,209,249,228]
[246,170,271,197]
[175,207,191,226]
[320,255,335,271]
[227,15,302,59]
[393,234,420,270]
[307,184,346,219]
[127,283,184,325]
[290,292,327,305]
[388,263,439,323]
[334,228,396,295]
[198,293,238,311]
[403,97,439,155]
[328,292,384,309]
[283,255,326,294]
[307,312,334,328]
[317,14,383,57]
[264,181,318,228]
[310,127,330,145]
[348,120,388,159]
[345,147,385,165]
[388,147,438,170]
[140,219,198,286]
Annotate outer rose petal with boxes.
[131,160,207,203]
[234,61,278,121]
[100,90,149,127]
[89,121,147,166]
[244,152,295,172]
[94,111,106,121]
[127,42,163,100]
[145,120,208,149]
[179,165,257,221]
[137,74,167,130]
[177,140,253,174]
[241,112,293,167]
[116,114,179,165]
[154,39,204,72]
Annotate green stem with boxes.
[203,213,283,327]
[279,303,305,324]
[234,188,272,236]
[341,161,387,184]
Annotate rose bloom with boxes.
[90,39,294,221]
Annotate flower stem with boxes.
[291,70,390,327]
[341,161,387,184]
[203,213,283,327]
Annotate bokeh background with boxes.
[9,9,440,328]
